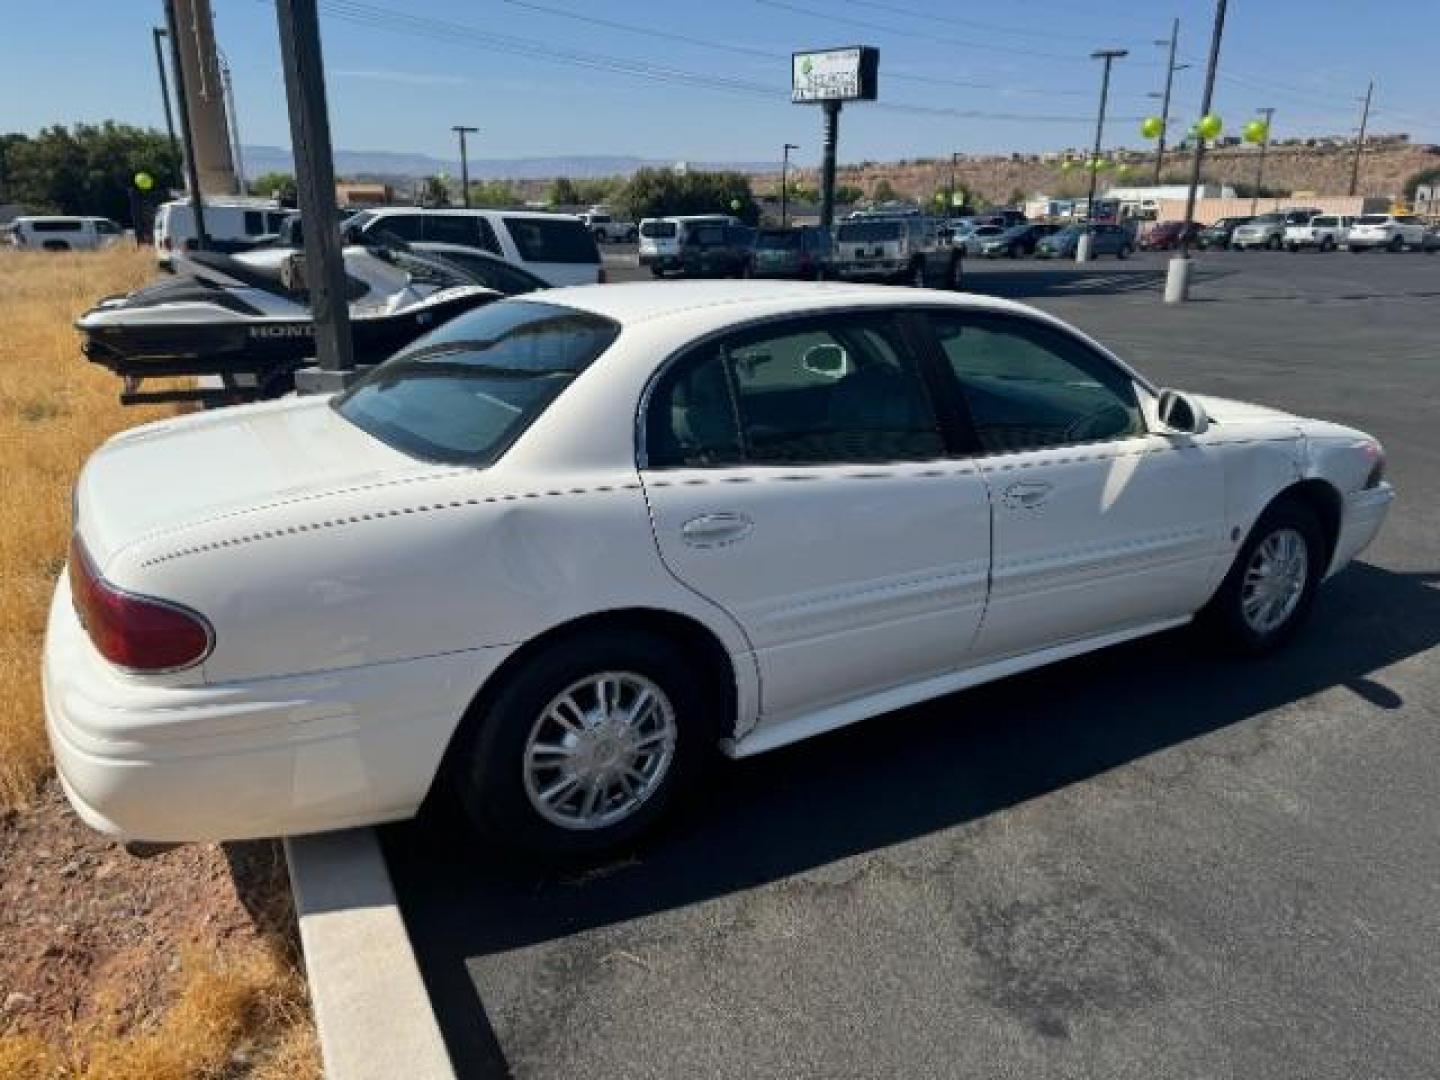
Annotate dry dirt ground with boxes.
[0,247,317,1079]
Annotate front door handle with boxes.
[680,512,753,548]
[1002,480,1053,510]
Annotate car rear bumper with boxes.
[1327,483,1395,577]
[43,572,510,843]
[835,261,904,279]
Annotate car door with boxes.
[921,310,1227,662]
[639,310,992,720]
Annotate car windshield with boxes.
[1356,215,1389,225]
[754,230,802,251]
[836,221,903,242]
[335,301,620,466]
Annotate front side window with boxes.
[423,215,481,247]
[646,314,943,469]
[336,301,618,465]
[367,214,423,242]
[928,314,1144,454]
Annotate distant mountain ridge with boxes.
[240,145,778,179]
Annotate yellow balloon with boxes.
[1141,116,1164,140]
[1197,113,1223,140]
[133,171,154,192]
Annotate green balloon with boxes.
[1060,159,1075,173]
[133,171,154,191]
[1243,118,1269,145]
[1197,113,1223,140]
[1115,163,1131,178]
[730,197,742,211]
[1141,116,1164,140]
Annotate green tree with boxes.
[616,168,758,224]
[468,179,518,206]
[1,122,180,225]
[548,176,580,206]
[833,183,863,205]
[248,171,296,201]
[573,176,621,205]
[420,175,450,207]
[870,178,898,203]
[1404,166,1440,201]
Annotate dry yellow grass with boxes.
[0,246,319,1080]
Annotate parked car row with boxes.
[1196,210,1435,253]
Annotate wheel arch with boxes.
[1265,478,1342,568]
[427,606,742,802]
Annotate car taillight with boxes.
[1360,441,1386,489]
[68,538,213,672]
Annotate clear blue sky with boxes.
[4,0,1435,166]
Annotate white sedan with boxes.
[46,282,1394,860]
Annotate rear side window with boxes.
[29,220,82,233]
[336,301,618,465]
[1356,215,1389,225]
[640,221,677,239]
[422,215,480,247]
[645,313,943,469]
[503,217,600,264]
[368,214,423,242]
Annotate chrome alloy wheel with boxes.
[522,672,677,831]
[1241,527,1309,635]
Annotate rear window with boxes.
[640,220,677,239]
[28,220,82,233]
[504,217,600,264]
[836,221,903,242]
[1312,216,1337,227]
[336,301,619,466]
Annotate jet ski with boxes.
[77,245,501,405]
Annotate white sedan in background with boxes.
[46,282,1394,861]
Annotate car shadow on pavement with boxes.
[381,561,1439,1076]
[965,261,1228,300]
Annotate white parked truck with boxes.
[1284,214,1353,252]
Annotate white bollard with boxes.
[1075,232,1093,263]
[1164,255,1193,303]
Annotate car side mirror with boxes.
[801,343,849,380]
[1156,389,1209,435]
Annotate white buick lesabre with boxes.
[46,282,1394,859]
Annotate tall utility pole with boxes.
[276,0,355,387]
[781,142,798,227]
[818,100,841,229]
[1080,48,1127,262]
[1249,106,1275,216]
[151,27,181,169]
[949,151,960,212]
[1152,20,1186,184]
[1349,81,1373,197]
[1167,0,1229,303]
[163,0,208,247]
[452,125,477,208]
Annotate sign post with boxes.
[792,46,878,228]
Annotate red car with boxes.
[1140,220,1203,251]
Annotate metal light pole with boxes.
[1152,20,1187,185]
[452,125,477,208]
[151,27,181,169]
[275,0,354,386]
[162,0,208,248]
[949,151,960,213]
[1349,82,1373,197]
[781,142,799,227]
[1166,0,1229,303]
[1079,48,1127,263]
[1249,106,1275,215]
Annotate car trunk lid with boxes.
[75,394,446,571]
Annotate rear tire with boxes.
[1388,235,1404,253]
[1266,235,1282,251]
[1117,244,1131,260]
[452,631,715,863]
[907,259,926,287]
[1199,498,1325,656]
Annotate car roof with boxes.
[363,207,582,222]
[513,280,1040,328]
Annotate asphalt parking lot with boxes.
[382,249,1440,1079]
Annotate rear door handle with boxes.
[1002,480,1053,509]
[680,512,753,548]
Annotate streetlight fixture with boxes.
[1150,21,1189,184]
[1079,48,1127,263]
[1166,0,1230,303]
[452,125,478,208]
[781,142,799,227]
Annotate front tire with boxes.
[452,631,715,862]
[1388,235,1404,253]
[1200,498,1325,656]
[1267,235,1282,250]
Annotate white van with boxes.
[343,208,603,287]
[9,216,124,251]
[638,215,740,276]
[154,196,287,267]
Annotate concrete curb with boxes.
[285,828,456,1080]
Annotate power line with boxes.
[831,0,1152,48]
[295,0,1125,124]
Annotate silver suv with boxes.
[832,216,961,287]
[1231,209,1320,251]
[1346,214,1427,252]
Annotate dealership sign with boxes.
[791,47,879,103]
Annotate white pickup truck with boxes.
[1284,214,1352,252]
[578,211,638,244]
